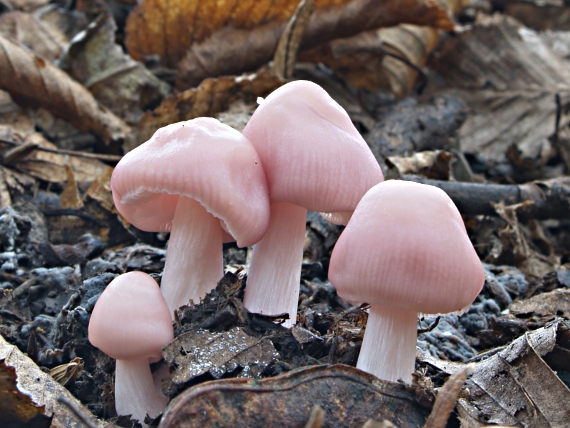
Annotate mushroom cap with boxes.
[243,80,383,214]
[329,180,485,314]
[88,271,173,361]
[111,117,270,247]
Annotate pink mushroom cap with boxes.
[88,271,173,361]
[111,117,269,247]
[243,80,383,214]
[329,180,485,315]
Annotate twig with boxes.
[56,396,99,428]
[402,175,570,221]
[0,138,122,162]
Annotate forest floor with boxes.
[1,0,570,427]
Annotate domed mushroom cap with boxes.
[243,80,382,214]
[88,271,173,361]
[111,117,270,247]
[329,180,485,315]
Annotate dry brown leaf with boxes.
[15,150,111,183]
[0,11,67,62]
[176,0,455,89]
[299,24,440,97]
[60,164,82,209]
[125,0,454,88]
[0,334,105,428]
[61,11,170,125]
[0,359,51,428]
[4,0,49,11]
[457,320,570,427]
[0,33,130,144]
[505,0,570,31]
[428,14,570,163]
[126,68,283,151]
[386,150,453,180]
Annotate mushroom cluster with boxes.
[88,80,485,423]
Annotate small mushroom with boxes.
[88,271,173,422]
[328,180,485,383]
[111,118,270,315]
[242,80,383,326]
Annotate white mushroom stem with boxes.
[115,359,168,423]
[161,196,223,316]
[357,305,418,384]
[243,202,306,328]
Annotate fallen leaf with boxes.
[160,364,430,428]
[173,0,455,88]
[509,288,570,324]
[126,68,283,151]
[0,359,51,428]
[0,11,66,62]
[386,150,453,180]
[60,11,170,125]
[0,334,105,428]
[0,33,130,144]
[124,0,454,89]
[48,357,84,387]
[457,319,570,427]
[4,0,49,12]
[16,147,112,184]
[505,0,570,32]
[59,164,81,209]
[429,14,570,163]
[299,24,440,97]
[162,327,279,396]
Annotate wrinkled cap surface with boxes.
[243,80,383,214]
[111,117,270,247]
[88,271,173,361]
[329,180,485,314]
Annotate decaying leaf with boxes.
[386,150,453,180]
[488,200,556,277]
[59,164,81,209]
[429,14,570,163]
[127,68,283,151]
[457,319,570,427]
[126,0,454,76]
[0,334,104,428]
[299,23,441,98]
[60,11,170,125]
[162,326,279,395]
[0,33,130,144]
[0,11,67,62]
[48,357,84,387]
[160,364,430,428]
[509,288,570,325]
[15,145,112,184]
[0,359,51,428]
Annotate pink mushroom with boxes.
[328,180,485,383]
[111,118,270,315]
[88,271,173,422]
[242,80,383,327]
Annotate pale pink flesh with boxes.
[244,202,306,327]
[161,196,224,315]
[242,81,383,327]
[357,305,417,384]
[115,359,168,423]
